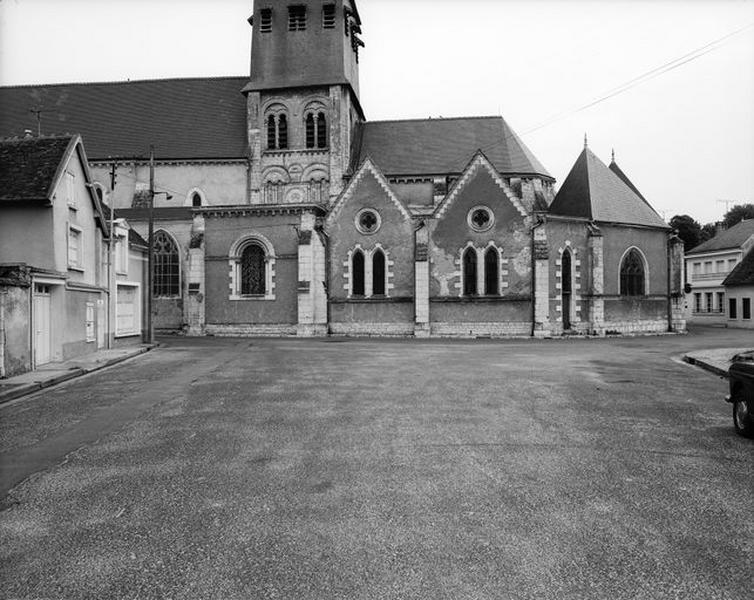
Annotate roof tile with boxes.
[0,135,74,203]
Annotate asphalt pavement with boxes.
[0,327,752,599]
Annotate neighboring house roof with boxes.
[128,228,148,249]
[686,219,754,254]
[354,116,552,179]
[548,147,668,229]
[0,77,249,160]
[0,135,74,203]
[0,133,108,232]
[723,247,754,286]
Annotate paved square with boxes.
[1,330,752,599]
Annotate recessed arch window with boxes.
[230,234,276,300]
[463,247,478,296]
[241,244,266,296]
[305,111,328,149]
[372,249,386,296]
[620,248,646,296]
[484,247,499,295]
[191,192,202,207]
[153,230,180,297]
[351,249,365,296]
[266,111,289,150]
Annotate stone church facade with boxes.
[0,0,685,338]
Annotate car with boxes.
[726,351,754,438]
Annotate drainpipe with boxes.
[666,234,673,332]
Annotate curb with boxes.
[0,346,153,405]
[682,355,729,379]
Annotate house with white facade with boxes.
[685,219,754,325]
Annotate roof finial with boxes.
[611,148,615,162]
[584,133,588,149]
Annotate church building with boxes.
[0,0,685,338]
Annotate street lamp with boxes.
[146,145,172,345]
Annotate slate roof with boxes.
[0,77,249,160]
[548,147,668,229]
[723,247,754,286]
[687,219,754,254]
[0,135,75,203]
[355,116,552,179]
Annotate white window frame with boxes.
[67,224,84,271]
[65,171,77,209]
[229,234,276,301]
[115,282,142,337]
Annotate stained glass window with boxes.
[373,250,386,296]
[241,244,266,295]
[484,247,498,295]
[153,231,180,297]
[463,248,477,296]
[620,249,645,296]
[352,250,365,296]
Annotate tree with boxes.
[700,222,717,243]
[722,203,754,229]
[669,214,702,251]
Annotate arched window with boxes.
[191,192,202,208]
[306,113,315,148]
[278,114,288,149]
[484,247,499,295]
[620,249,645,296]
[153,231,180,297]
[352,250,365,296]
[241,244,266,295]
[317,112,327,148]
[372,249,386,296]
[463,247,478,296]
[267,114,277,149]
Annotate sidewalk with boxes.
[0,344,155,404]
[683,347,753,378]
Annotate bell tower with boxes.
[243,0,365,205]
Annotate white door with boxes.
[33,285,51,365]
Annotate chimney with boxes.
[715,221,726,236]
[23,129,34,138]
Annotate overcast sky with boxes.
[1,0,752,225]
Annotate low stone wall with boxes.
[430,321,531,338]
[204,323,297,337]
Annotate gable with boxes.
[325,159,411,231]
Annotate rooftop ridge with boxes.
[0,133,75,143]
[0,75,249,90]
[366,115,504,125]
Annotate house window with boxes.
[716,292,725,313]
[116,284,141,336]
[68,226,83,270]
[372,249,386,296]
[729,298,738,319]
[153,230,180,297]
[86,302,95,342]
[694,293,702,313]
[260,8,272,32]
[744,298,752,320]
[305,111,327,149]
[728,258,737,271]
[65,171,76,208]
[463,247,478,296]
[484,247,499,295]
[288,5,306,31]
[705,292,713,312]
[704,261,713,274]
[351,249,365,296]
[322,4,336,28]
[692,262,701,276]
[619,249,645,296]
[240,244,266,295]
[716,260,725,273]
